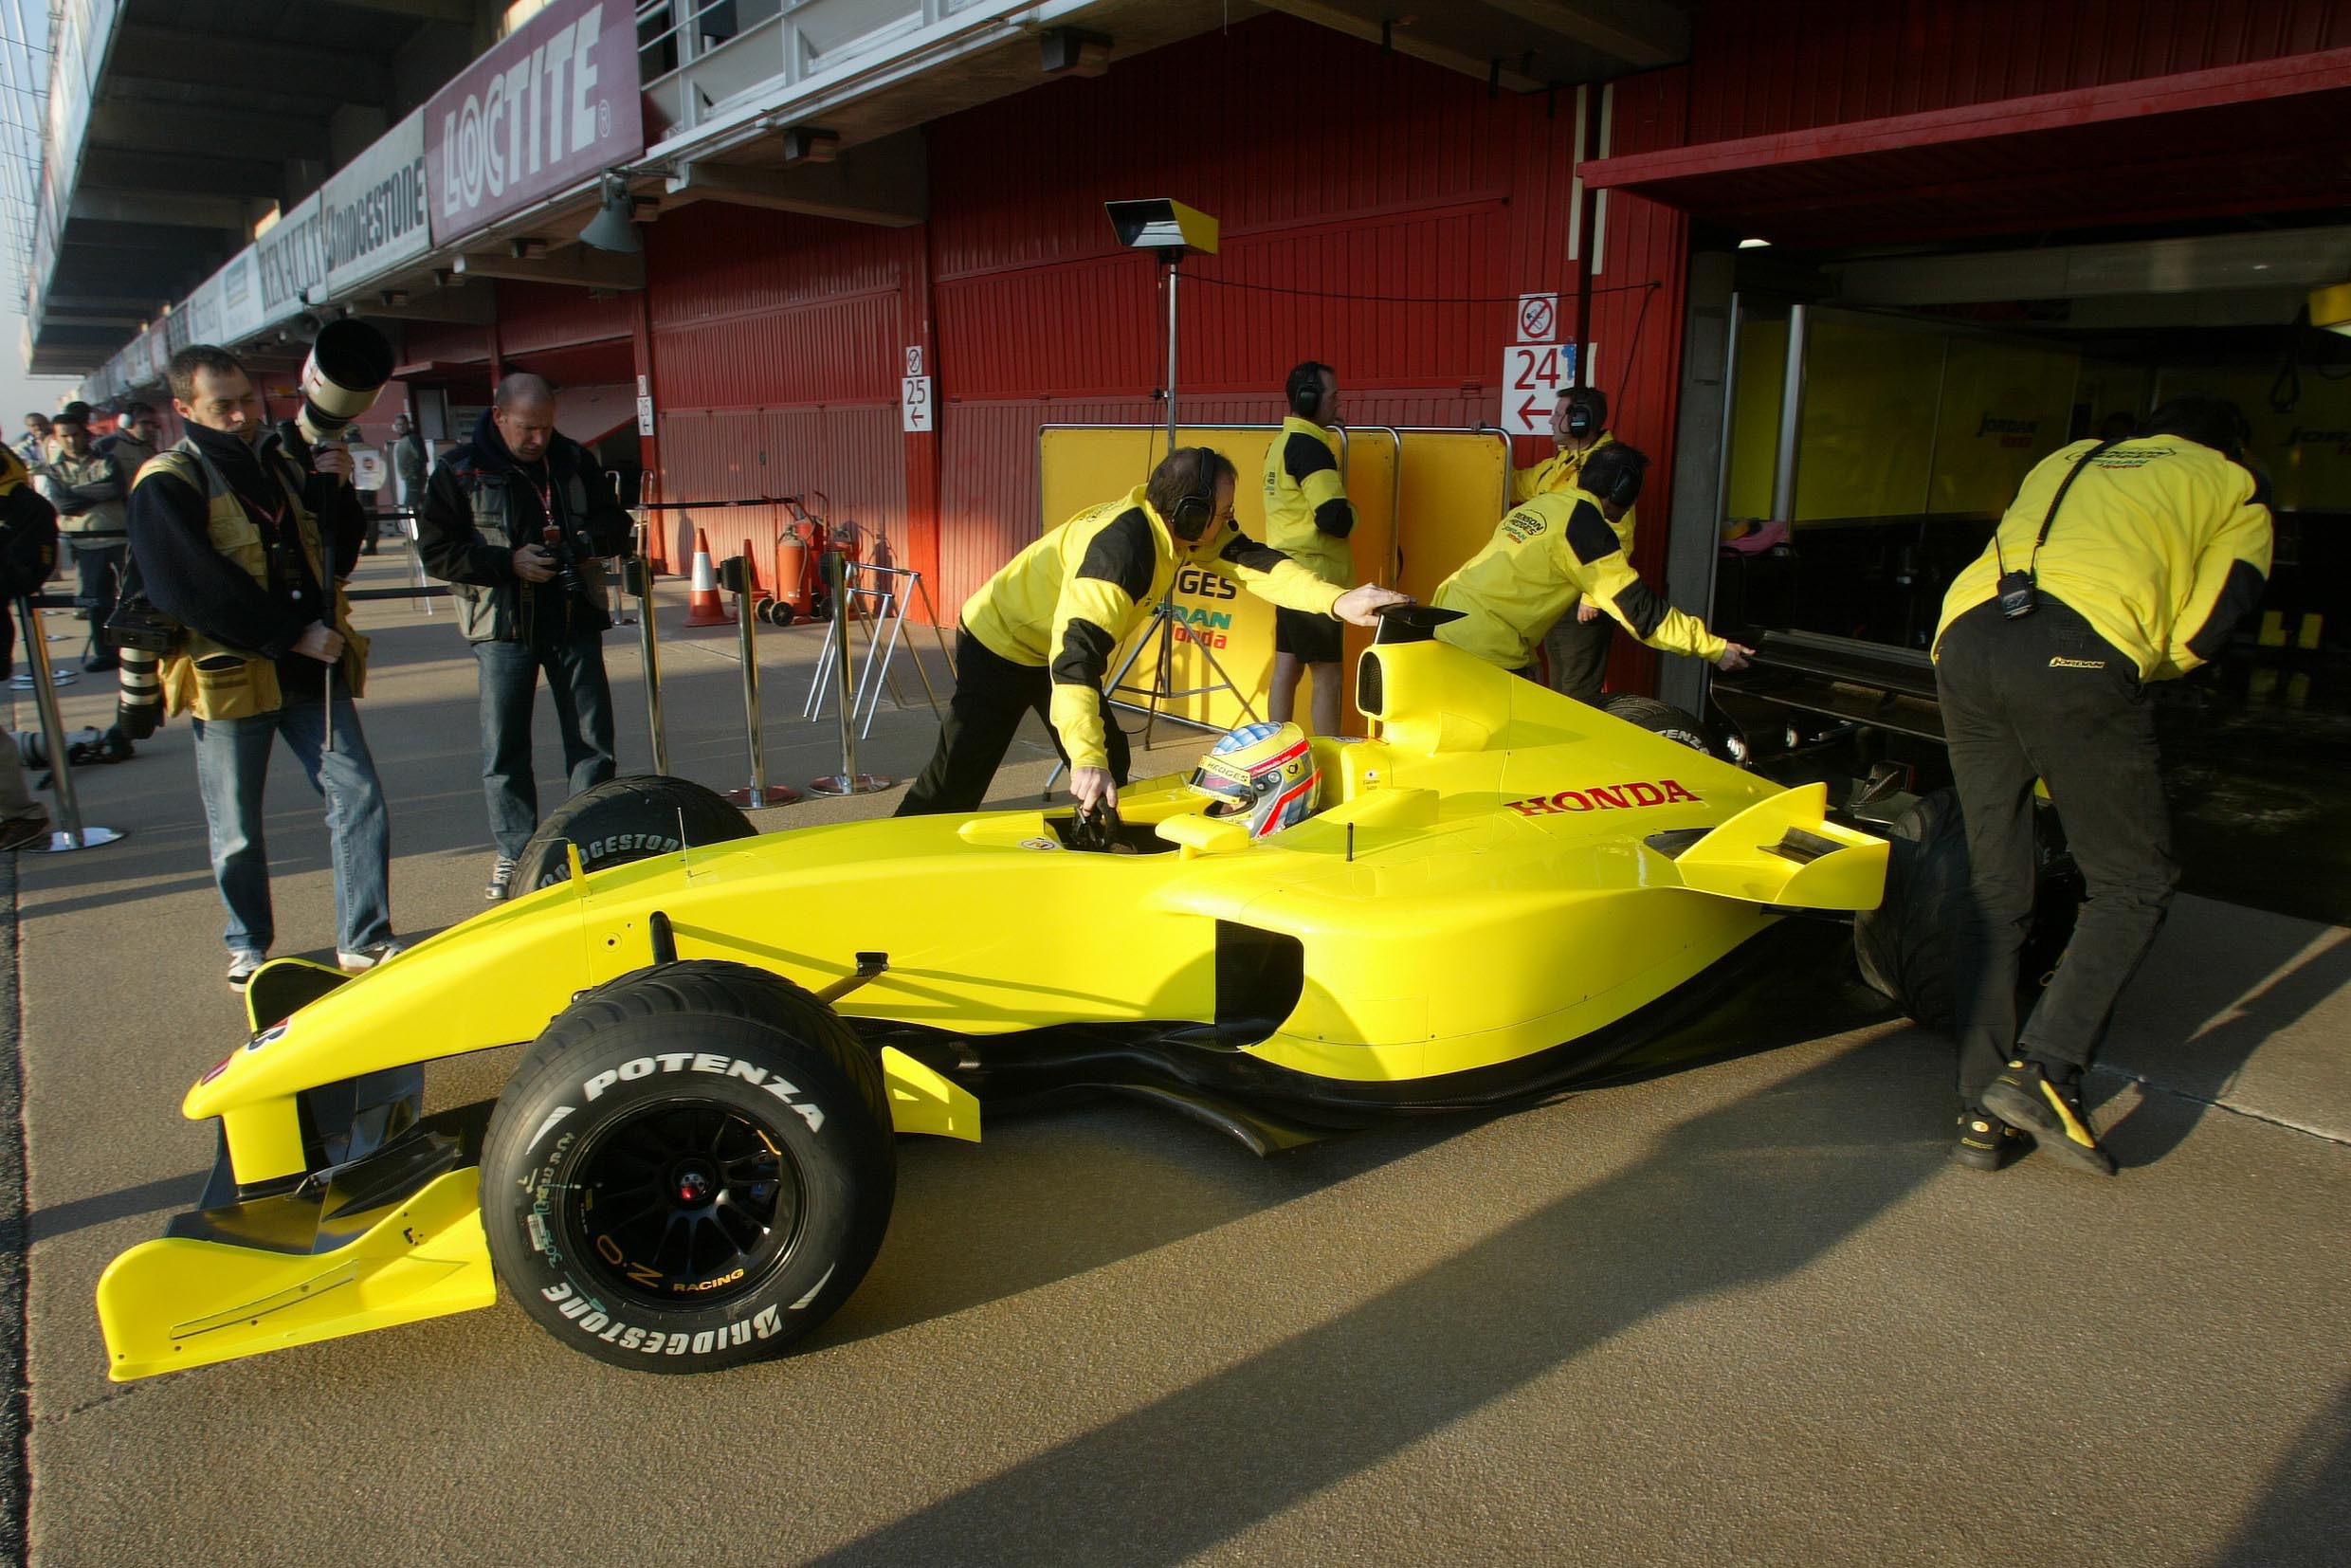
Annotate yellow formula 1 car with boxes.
[99,609,1909,1380]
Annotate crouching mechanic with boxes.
[126,345,399,988]
[1432,444,1751,684]
[1937,393,2271,1177]
[896,447,1410,817]
[1263,361,1355,735]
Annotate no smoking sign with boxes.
[1517,293,1558,342]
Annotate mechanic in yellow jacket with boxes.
[897,447,1409,818]
[1434,443,1750,684]
[1510,386,1630,703]
[1262,361,1356,736]
[1936,394,2271,1179]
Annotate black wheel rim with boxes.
[563,1097,805,1310]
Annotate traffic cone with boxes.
[740,536,763,593]
[685,527,735,627]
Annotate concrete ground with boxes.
[7,550,2349,1566]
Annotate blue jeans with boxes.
[192,693,394,957]
[475,634,617,859]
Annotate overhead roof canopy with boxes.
[30,0,474,374]
[1579,47,2351,250]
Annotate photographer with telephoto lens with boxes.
[416,372,635,901]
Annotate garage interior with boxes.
[1592,52,2351,924]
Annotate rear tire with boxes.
[1601,693,1714,756]
[481,960,895,1373]
[1854,789,2082,1030]
[510,775,756,897]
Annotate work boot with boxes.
[485,855,517,902]
[1981,1057,2116,1177]
[1952,1104,2023,1173]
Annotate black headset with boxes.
[1166,448,1218,539]
[1564,386,1608,439]
[1586,447,1644,512]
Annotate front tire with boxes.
[481,960,895,1373]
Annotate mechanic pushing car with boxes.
[1432,443,1752,687]
[1936,393,2271,1177]
[895,446,1409,818]
[1510,386,1633,705]
[1261,361,1357,737]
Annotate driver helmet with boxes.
[1188,721,1321,839]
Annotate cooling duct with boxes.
[296,319,396,448]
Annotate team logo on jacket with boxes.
[1507,779,1700,815]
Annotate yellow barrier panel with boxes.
[1393,428,1513,608]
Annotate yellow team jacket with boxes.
[963,484,1346,771]
[1510,430,1633,610]
[1934,436,2272,681]
[1432,483,1725,673]
[1261,415,1355,588]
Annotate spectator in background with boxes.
[392,413,428,519]
[100,401,163,480]
[38,403,128,672]
[16,413,50,472]
[0,442,59,765]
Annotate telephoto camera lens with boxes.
[116,647,165,738]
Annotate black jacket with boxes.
[124,423,367,665]
[416,409,631,644]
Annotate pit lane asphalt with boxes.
[8,553,2349,1566]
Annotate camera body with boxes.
[104,594,181,654]
[1996,569,2039,620]
[538,522,611,633]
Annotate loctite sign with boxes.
[424,0,643,247]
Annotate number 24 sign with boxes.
[1501,342,1578,436]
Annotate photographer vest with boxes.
[136,438,369,720]
[449,461,600,643]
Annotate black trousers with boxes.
[74,543,124,662]
[1938,599,2177,1100]
[895,628,1131,816]
[1542,611,1613,705]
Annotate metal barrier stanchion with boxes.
[13,597,122,852]
[624,556,669,777]
[719,554,798,807]
[806,550,890,797]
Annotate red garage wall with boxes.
[642,15,1688,672]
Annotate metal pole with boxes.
[1165,257,1180,449]
[1773,301,1809,526]
[628,556,669,776]
[726,556,798,807]
[807,549,890,796]
[15,597,121,852]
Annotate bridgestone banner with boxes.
[325,108,432,297]
[424,0,643,247]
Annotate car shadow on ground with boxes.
[802,1035,1945,1567]
[2209,1374,2351,1564]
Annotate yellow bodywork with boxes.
[100,634,1884,1379]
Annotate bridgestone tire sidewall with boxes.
[1600,694,1715,757]
[483,1012,892,1373]
[511,775,756,897]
